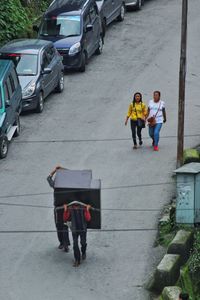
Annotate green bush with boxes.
[0,0,31,46]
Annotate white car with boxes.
[125,0,144,10]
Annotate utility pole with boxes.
[177,0,188,168]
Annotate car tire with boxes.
[13,113,20,137]
[0,135,9,159]
[117,3,125,21]
[95,36,104,55]
[79,52,86,72]
[36,92,44,113]
[135,0,142,10]
[55,72,64,93]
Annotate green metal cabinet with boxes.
[174,163,200,224]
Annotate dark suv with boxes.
[0,60,22,158]
[0,39,64,113]
[35,0,103,72]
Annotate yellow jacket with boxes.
[127,102,147,121]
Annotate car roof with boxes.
[0,39,53,54]
[0,60,13,82]
[45,0,91,16]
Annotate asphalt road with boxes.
[0,0,200,299]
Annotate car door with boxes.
[84,11,93,57]
[41,50,52,98]
[3,77,15,132]
[10,68,21,113]
[46,46,59,91]
[89,3,101,54]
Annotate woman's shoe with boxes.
[133,144,137,149]
[64,246,69,252]
[154,146,159,151]
[139,140,143,146]
[58,244,64,250]
[73,261,80,267]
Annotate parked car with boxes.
[96,0,125,36]
[125,0,144,10]
[0,59,22,158]
[34,0,103,72]
[0,39,64,113]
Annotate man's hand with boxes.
[163,119,167,123]
[64,204,68,212]
[56,165,62,170]
[86,205,91,211]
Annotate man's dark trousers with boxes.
[72,231,87,262]
[54,208,70,247]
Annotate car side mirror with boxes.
[33,25,39,32]
[86,24,93,32]
[41,67,52,75]
[5,100,11,107]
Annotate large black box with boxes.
[54,169,101,229]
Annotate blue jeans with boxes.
[149,123,162,146]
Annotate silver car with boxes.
[125,0,144,10]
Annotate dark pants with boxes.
[54,208,70,247]
[72,231,87,262]
[130,120,142,145]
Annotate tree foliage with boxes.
[0,0,51,46]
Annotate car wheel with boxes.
[13,113,20,137]
[117,3,125,21]
[36,92,44,113]
[135,0,142,10]
[95,36,103,55]
[56,72,64,93]
[0,135,9,159]
[79,52,86,72]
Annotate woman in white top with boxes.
[146,91,166,151]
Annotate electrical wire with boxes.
[13,133,200,144]
[0,180,175,200]
[0,201,198,212]
[0,228,157,234]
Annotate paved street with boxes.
[0,0,200,299]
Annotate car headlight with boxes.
[68,42,81,56]
[22,81,36,99]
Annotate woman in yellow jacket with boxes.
[125,92,147,149]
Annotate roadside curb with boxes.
[147,229,194,297]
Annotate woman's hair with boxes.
[154,90,161,98]
[133,92,142,104]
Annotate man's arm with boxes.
[63,204,70,222]
[84,205,91,222]
[47,165,62,188]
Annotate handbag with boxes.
[147,102,161,127]
[134,103,145,128]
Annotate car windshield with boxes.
[1,53,38,76]
[39,15,81,37]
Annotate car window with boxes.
[40,15,81,38]
[42,52,49,69]
[3,82,9,101]
[84,13,91,26]
[9,74,15,94]
[6,77,13,98]
[11,69,19,89]
[90,4,98,21]
[46,47,55,63]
